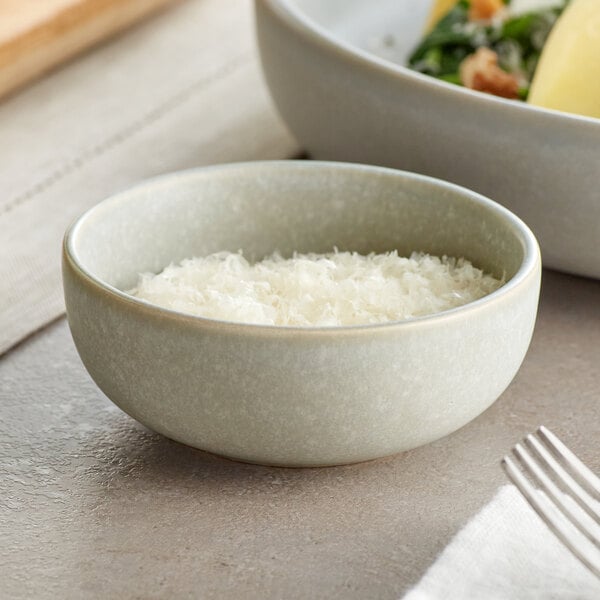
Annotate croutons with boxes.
[459,47,520,99]
[469,0,505,21]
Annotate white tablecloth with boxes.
[0,0,298,355]
[404,485,600,599]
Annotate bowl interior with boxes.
[285,0,432,64]
[68,162,528,299]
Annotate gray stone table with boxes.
[1,269,599,599]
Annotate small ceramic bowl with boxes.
[63,161,541,467]
[256,0,600,279]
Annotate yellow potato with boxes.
[425,0,458,31]
[528,0,600,119]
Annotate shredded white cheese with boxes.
[131,250,503,327]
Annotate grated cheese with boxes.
[131,250,503,327]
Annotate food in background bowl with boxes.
[527,0,600,118]
[256,0,600,278]
[408,0,600,118]
[408,0,600,119]
[408,0,568,100]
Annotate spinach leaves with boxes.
[408,0,568,99]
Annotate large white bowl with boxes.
[256,0,600,279]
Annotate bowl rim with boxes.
[63,160,541,338]
[260,0,600,130]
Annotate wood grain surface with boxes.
[0,0,178,99]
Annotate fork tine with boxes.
[538,426,600,500]
[525,433,600,524]
[502,455,600,579]
[513,442,600,549]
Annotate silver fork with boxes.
[502,426,600,578]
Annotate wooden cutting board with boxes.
[0,0,178,100]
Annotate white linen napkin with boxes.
[0,0,298,356]
[404,485,600,600]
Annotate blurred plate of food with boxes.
[256,0,600,279]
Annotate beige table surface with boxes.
[1,0,600,598]
[2,270,599,599]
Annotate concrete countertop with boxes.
[1,269,599,599]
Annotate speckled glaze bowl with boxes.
[63,161,541,467]
[256,0,600,279]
